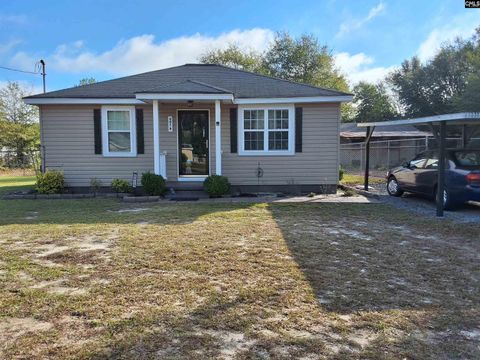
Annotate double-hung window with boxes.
[101,106,137,157]
[239,105,294,155]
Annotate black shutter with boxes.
[230,107,238,153]
[93,109,102,154]
[136,108,144,154]
[295,107,303,153]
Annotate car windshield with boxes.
[453,151,480,167]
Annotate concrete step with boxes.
[166,182,204,191]
[166,189,209,201]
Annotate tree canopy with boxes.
[0,82,40,161]
[352,82,397,123]
[388,28,480,117]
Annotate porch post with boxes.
[215,100,222,175]
[153,100,160,175]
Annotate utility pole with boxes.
[40,60,46,93]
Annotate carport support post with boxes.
[364,126,374,191]
[436,121,446,217]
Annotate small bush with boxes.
[90,177,102,196]
[111,178,131,193]
[36,170,64,194]
[342,188,356,197]
[203,175,230,197]
[339,166,345,181]
[141,172,166,196]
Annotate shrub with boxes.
[111,178,131,193]
[90,177,102,196]
[203,175,230,197]
[36,170,64,194]
[339,166,345,181]
[141,172,166,196]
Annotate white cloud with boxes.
[336,2,386,37]
[417,14,479,62]
[0,39,21,55]
[15,28,275,76]
[0,14,27,25]
[334,51,395,85]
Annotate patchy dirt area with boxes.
[0,200,479,359]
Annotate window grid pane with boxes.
[108,132,131,152]
[268,109,289,129]
[268,131,288,150]
[107,110,130,131]
[244,131,264,150]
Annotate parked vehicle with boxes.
[386,149,480,209]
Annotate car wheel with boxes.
[387,176,403,197]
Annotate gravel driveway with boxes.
[356,183,480,223]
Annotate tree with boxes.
[199,32,352,120]
[199,45,265,73]
[0,82,38,124]
[262,33,349,92]
[353,82,397,123]
[452,28,480,111]
[77,77,96,86]
[0,82,40,165]
[388,33,477,117]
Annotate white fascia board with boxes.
[234,95,353,104]
[136,93,234,101]
[23,98,145,105]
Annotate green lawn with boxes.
[0,175,36,196]
[0,178,479,359]
[341,173,385,186]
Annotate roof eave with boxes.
[23,97,145,105]
[234,95,353,104]
[135,93,234,101]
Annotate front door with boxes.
[178,110,209,177]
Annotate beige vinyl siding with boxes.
[40,102,340,187]
[222,103,340,185]
[41,105,154,187]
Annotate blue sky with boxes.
[0,0,478,94]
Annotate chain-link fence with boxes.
[340,137,467,176]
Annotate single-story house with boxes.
[24,64,352,193]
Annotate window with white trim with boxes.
[102,106,137,157]
[239,105,294,155]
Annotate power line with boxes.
[0,65,40,75]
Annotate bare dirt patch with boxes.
[0,317,52,342]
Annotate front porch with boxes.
[139,93,231,183]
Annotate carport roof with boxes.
[357,112,480,127]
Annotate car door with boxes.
[399,153,428,191]
[415,151,438,195]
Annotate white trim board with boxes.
[234,95,352,104]
[24,98,145,105]
[25,95,352,105]
[137,93,234,101]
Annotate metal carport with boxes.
[357,112,480,217]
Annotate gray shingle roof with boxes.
[25,64,351,99]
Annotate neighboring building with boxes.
[340,123,431,144]
[24,64,352,193]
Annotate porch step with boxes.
[166,182,204,191]
[166,190,209,201]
